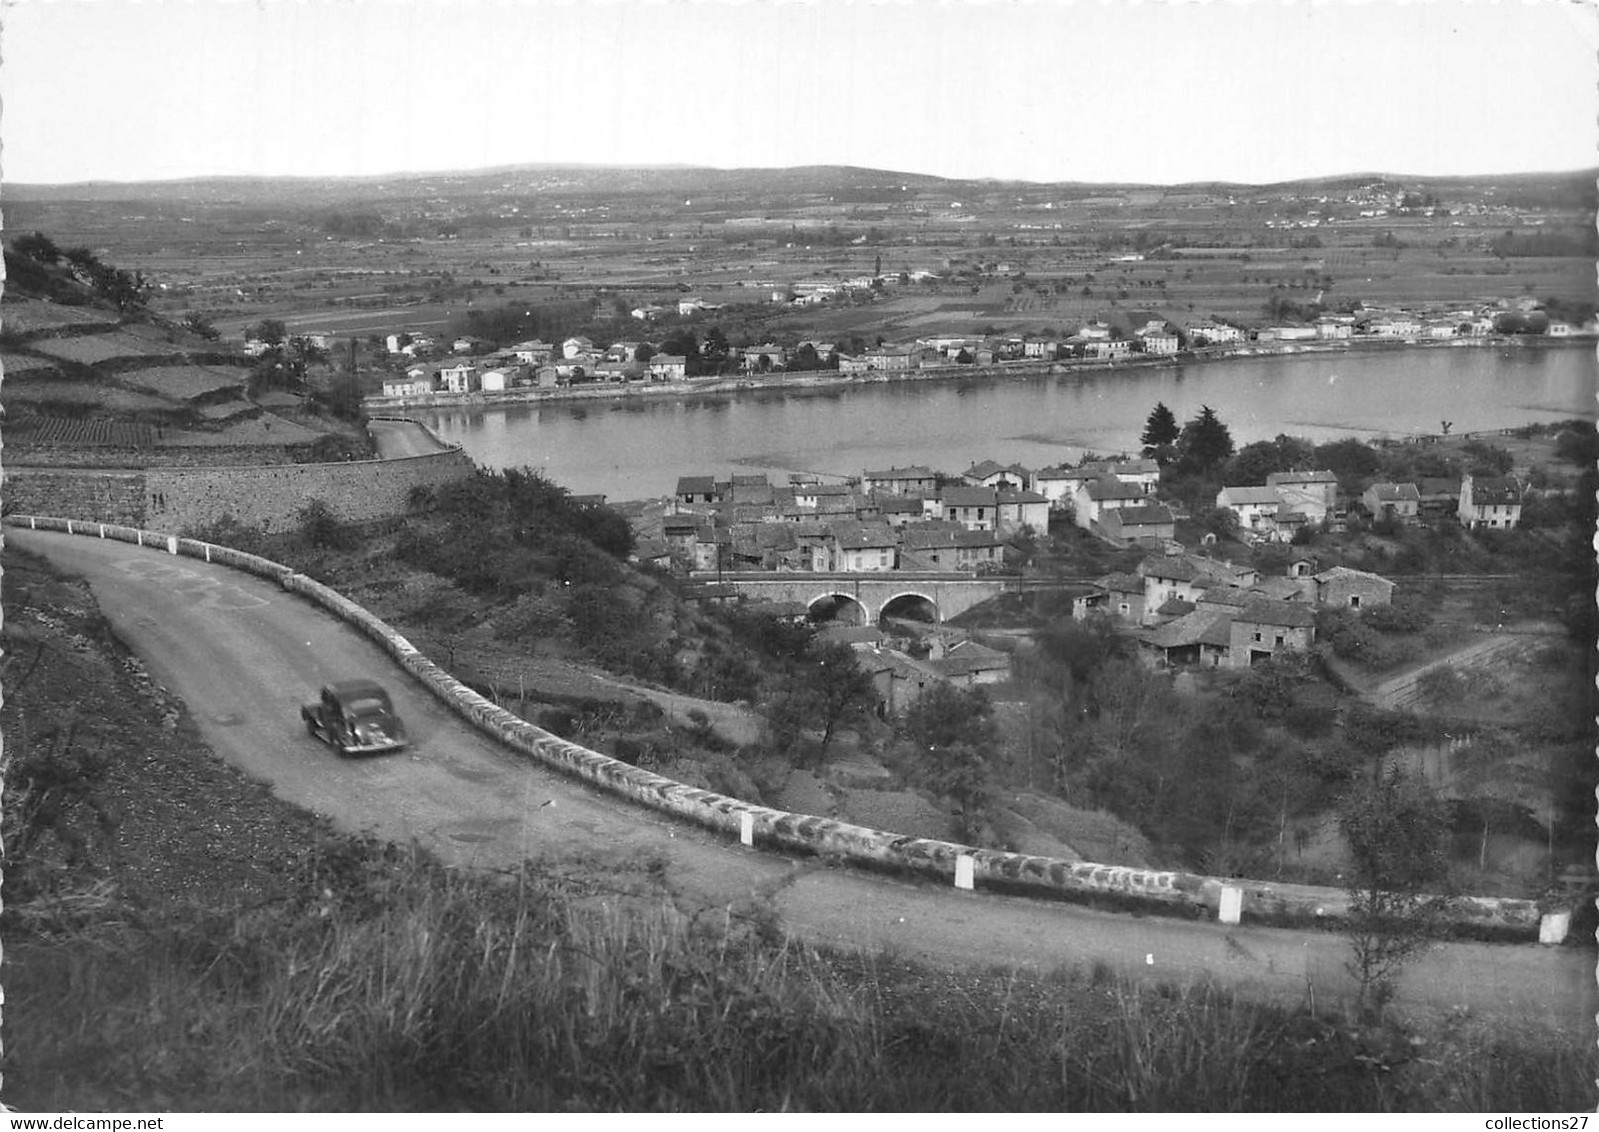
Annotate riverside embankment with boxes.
[389,337,1596,502]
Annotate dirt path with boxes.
[1366,633,1525,710]
[12,528,1593,1033]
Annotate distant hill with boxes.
[6,162,1595,208]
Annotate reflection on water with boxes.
[418,346,1596,500]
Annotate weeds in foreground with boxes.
[3,844,1589,1112]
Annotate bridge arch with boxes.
[807,592,869,626]
[878,590,940,626]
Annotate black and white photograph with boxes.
[1,0,1595,1113]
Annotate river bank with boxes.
[363,333,1590,415]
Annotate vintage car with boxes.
[301,679,408,755]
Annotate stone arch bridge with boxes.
[691,571,1014,625]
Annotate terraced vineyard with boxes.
[6,416,156,446]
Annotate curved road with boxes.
[10,528,1594,1031]
[367,417,454,459]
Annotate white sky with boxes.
[2,0,1596,185]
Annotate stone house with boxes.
[1229,599,1317,667]
[1313,566,1395,610]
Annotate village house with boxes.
[826,521,898,572]
[438,362,478,394]
[1137,555,1258,624]
[963,461,1031,491]
[1092,458,1162,495]
[876,495,928,528]
[1140,608,1235,669]
[1217,486,1284,533]
[508,340,555,365]
[791,482,853,512]
[899,523,1003,571]
[1098,503,1176,546]
[479,365,519,393]
[1136,322,1180,355]
[647,354,688,381]
[1094,572,1147,623]
[739,344,788,372]
[675,476,722,506]
[1417,477,1462,517]
[1266,470,1339,519]
[1186,320,1243,345]
[1074,478,1148,531]
[382,371,434,397]
[941,486,999,531]
[1362,482,1421,522]
[1031,465,1098,510]
[1229,599,1317,667]
[1458,474,1524,530]
[1313,566,1395,610]
[863,466,938,496]
[995,489,1051,536]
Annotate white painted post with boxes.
[136,530,142,546]
[166,535,179,555]
[98,524,106,538]
[739,811,755,847]
[1219,885,1243,925]
[954,854,975,891]
[205,544,212,562]
[66,520,74,535]
[1539,910,1570,945]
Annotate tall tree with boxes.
[1140,402,1180,458]
[1177,404,1235,472]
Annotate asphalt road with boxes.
[367,417,454,459]
[11,527,1594,1031]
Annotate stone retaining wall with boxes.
[4,514,1559,942]
[6,446,474,532]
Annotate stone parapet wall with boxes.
[2,513,1559,942]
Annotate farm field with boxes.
[121,363,250,399]
[0,301,122,334]
[4,380,172,413]
[0,351,66,373]
[28,332,176,365]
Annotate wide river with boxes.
[417,343,1596,502]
